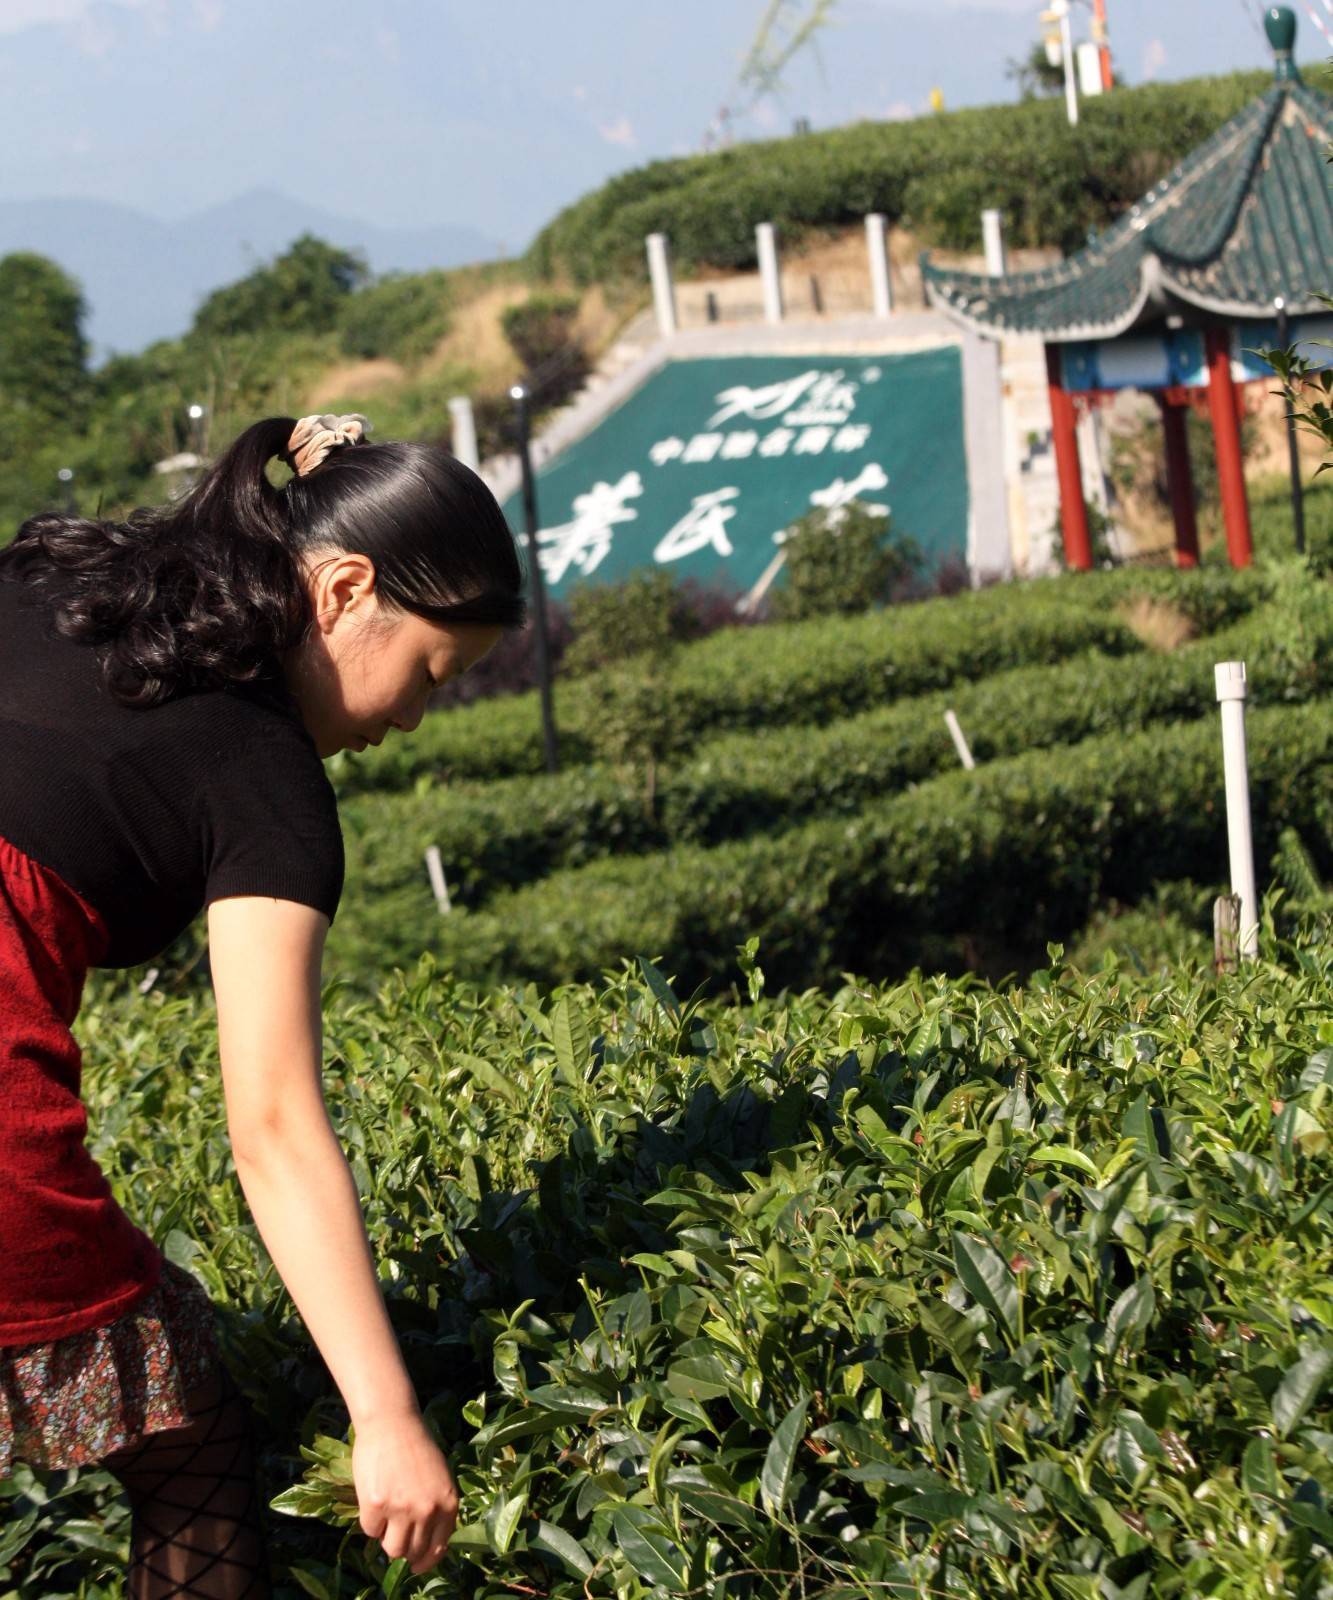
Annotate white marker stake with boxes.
[645,232,678,338]
[1214,661,1258,959]
[981,208,1007,277]
[756,222,784,324]
[425,846,452,914]
[865,212,894,317]
[944,709,976,770]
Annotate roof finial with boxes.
[1265,6,1300,83]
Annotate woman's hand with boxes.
[353,1411,461,1576]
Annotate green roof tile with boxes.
[922,77,1333,340]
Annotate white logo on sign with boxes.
[654,487,740,564]
[783,369,859,426]
[536,472,643,584]
[707,372,820,427]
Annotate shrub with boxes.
[769,499,922,621]
[338,270,453,366]
[25,922,1333,1599]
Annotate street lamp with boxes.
[1274,295,1306,556]
[186,402,206,458]
[56,466,76,514]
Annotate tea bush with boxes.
[529,70,1273,283]
[326,700,1333,992]
[335,588,1333,912]
[9,924,1333,1598]
[332,567,1269,796]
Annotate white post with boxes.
[943,709,976,770]
[1214,662,1258,959]
[982,209,1007,277]
[447,397,479,473]
[645,232,678,338]
[424,845,452,914]
[756,222,784,324]
[1057,0,1080,127]
[865,213,894,317]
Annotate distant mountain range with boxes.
[0,186,503,365]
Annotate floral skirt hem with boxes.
[0,1256,222,1477]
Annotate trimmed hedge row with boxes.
[331,567,1269,795]
[336,597,1333,910]
[528,70,1274,283]
[30,924,1333,1597]
[325,700,1333,994]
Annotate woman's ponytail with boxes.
[0,412,526,709]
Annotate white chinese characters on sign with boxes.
[535,472,643,584]
[774,464,891,544]
[651,366,874,468]
[654,487,740,564]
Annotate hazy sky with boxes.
[0,0,1305,253]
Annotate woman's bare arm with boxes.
[206,895,418,1427]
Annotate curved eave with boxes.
[922,251,1157,343]
[1158,276,1331,320]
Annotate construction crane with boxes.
[703,0,839,150]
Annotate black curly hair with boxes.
[0,416,528,709]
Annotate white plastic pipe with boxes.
[447,397,479,473]
[981,209,1007,277]
[944,709,976,770]
[865,213,894,317]
[756,222,784,324]
[1214,662,1258,958]
[424,845,452,914]
[645,232,678,338]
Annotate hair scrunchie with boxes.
[285,413,372,477]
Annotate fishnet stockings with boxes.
[101,1359,271,1598]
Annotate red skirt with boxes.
[0,831,221,1476]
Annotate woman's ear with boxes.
[310,553,378,633]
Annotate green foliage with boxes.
[501,292,581,373]
[1263,304,1333,475]
[11,927,1333,1597]
[562,568,680,676]
[337,269,453,366]
[0,252,91,431]
[330,579,1332,935]
[769,499,921,621]
[529,68,1273,283]
[1067,880,1215,974]
[332,565,1268,794]
[325,695,1333,993]
[1005,38,1068,100]
[190,233,369,343]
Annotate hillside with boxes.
[4,60,1321,546]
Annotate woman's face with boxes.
[281,550,503,758]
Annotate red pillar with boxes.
[1157,394,1199,568]
[1204,326,1253,568]
[1046,345,1092,571]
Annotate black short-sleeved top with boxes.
[0,567,344,969]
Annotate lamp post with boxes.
[1274,296,1307,557]
[511,384,560,774]
[56,467,76,514]
[1042,0,1080,126]
[187,403,207,462]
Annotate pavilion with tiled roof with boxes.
[921,5,1333,570]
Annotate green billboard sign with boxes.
[500,347,969,600]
